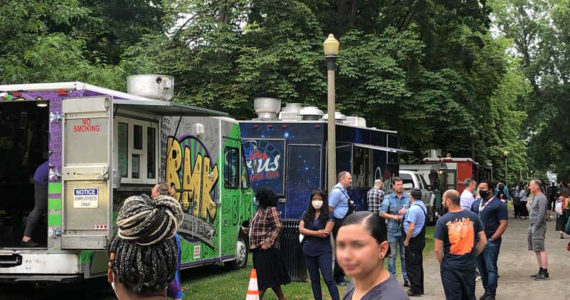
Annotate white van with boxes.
[399,170,436,224]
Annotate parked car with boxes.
[399,170,436,224]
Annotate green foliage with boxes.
[492,0,570,181]
[3,0,555,183]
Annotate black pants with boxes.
[405,233,425,294]
[441,267,476,300]
[332,219,345,283]
[23,182,47,238]
[513,203,521,217]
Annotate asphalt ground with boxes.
[400,209,570,300]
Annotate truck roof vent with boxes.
[127,75,174,101]
[299,106,324,121]
[427,149,442,158]
[279,103,303,121]
[254,97,281,120]
[322,111,347,124]
[344,116,366,127]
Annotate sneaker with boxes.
[560,233,564,239]
[20,239,40,247]
[534,272,550,281]
[403,280,410,287]
[407,290,422,297]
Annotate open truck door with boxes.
[61,97,113,250]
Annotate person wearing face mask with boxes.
[337,211,408,300]
[299,190,340,300]
[470,180,508,300]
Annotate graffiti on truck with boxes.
[166,135,219,249]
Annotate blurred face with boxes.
[529,180,539,193]
[469,182,477,191]
[340,173,353,188]
[336,223,388,279]
[393,180,403,194]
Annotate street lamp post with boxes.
[503,150,509,182]
[324,34,339,192]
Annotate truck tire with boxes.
[225,234,248,270]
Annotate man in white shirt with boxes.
[460,178,477,211]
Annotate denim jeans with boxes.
[476,238,501,293]
[305,252,340,300]
[388,234,408,280]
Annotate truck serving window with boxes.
[225,147,239,189]
[114,116,159,184]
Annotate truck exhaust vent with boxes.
[299,106,324,121]
[344,116,366,127]
[127,75,174,101]
[322,111,347,124]
[278,103,303,121]
[254,97,281,120]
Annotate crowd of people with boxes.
[103,172,569,300]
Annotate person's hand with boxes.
[318,230,329,238]
[404,240,409,247]
[261,243,270,250]
[398,208,407,215]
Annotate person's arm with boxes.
[434,239,443,264]
[323,220,334,234]
[475,231,487,256]
[534,196,548,228]
[404,223,415,247]
[299,220,324,237]
[491,220,507,241]
[379,196,400,220]
[491,204,509,241]
[329,189,338,213]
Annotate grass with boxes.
[179,226,436,300]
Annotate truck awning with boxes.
[353,143,413,154]
[113,99,228,117]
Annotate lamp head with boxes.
[323,34,339,57]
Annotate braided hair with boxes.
[108,194,184,295]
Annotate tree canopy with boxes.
[1,0,567,183]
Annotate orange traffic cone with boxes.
[246,269,260,300]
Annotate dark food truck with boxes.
[239,98,411,219]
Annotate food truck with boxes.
[403,151,493,216]
[0,75,253,282]
[239,98,412,219]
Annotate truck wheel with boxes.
[225,234,248,270]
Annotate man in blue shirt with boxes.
[328,171,352,286]
[380,177,410,287]
[471,180,508,300]
[403,188,427,297]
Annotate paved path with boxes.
[402,212,570,299]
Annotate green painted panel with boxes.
[48,214,61,226]
[48,182,62,194]
[48,198,62,210]
[79,250,95,265]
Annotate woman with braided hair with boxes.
[107,192,184,300]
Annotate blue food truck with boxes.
[239,98,411,219]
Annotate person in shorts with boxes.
[528,179,550,280]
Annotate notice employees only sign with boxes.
[73,188,99,208]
